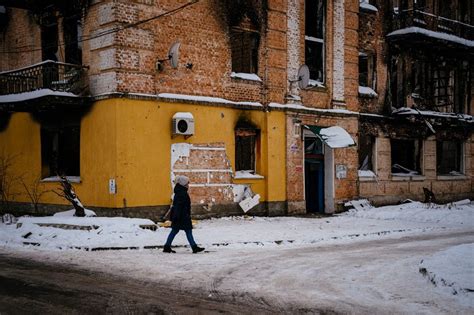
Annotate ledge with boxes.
[436,175,469,181]
[234,171,265,180]
[41,176,81,183]
[359,176,377,182]
[391,175,426,181]
[230,72,263,84]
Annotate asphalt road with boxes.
[1,230,473,314]
[0,254,274,315]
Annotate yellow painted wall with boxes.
[114,98,287,207]
[0,98,287,209]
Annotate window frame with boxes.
[390,138,422,176]
[436,140,464,176]
[305,0,326,84]
[235,128,259,174]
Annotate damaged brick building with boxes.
[0,0,472,219]
[358,0,473,204]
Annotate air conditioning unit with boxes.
[172,112,195,136]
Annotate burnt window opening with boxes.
[226,0,263,75]
[305,0,326,83]
[63,15,83,65]
[437,141,463,175]
[359,52,376,89]
[391,139,421,175]
[359,134,375,171]
[41,116,80,178]
[40,11,59,62]
[230,26,260,74]
[235,128,259,173]
[433,67,454,111]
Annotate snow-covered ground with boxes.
[1,200,473,313]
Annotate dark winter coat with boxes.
[170,183,193,230]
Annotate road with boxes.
[0,230,473,314]
[0,254,273,315]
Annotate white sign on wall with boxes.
[336,164,347,179]
[109,179,116,194]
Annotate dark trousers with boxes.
[165,227,197,247]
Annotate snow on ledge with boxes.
[359,86,378,97]
[234,171,264,179]
[360,2,378,12]
[231,72,262,82]
[358,170,376,178]
[0,89,78,103]
[41,176,81,183]
[387,27,474,47]
[392,107,474,122]
[269,102,358,115]
[158,93,262,107]
[308,79,325,88]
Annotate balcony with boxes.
[388,9,474,50]
[0,60,89,111]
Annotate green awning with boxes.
[305,125,356,148]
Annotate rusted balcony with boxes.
[0,60,87,95]
[389,9,474,50]
[0,60,89,112]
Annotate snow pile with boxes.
[420,244,474,303]
[345,200,474,226]
[4,216,159,250]
[358,86,378,97]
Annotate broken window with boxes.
[235,128,259,173]
[230,27,259,74]
[63,14,83,65]
[228,1,261,74]
[41,116,80,178]
[359,52,376,89]
[433,67,454,112]
[437,141,463,175]
[359,134,375,171]
[391,139,421,175]
[305,0,325,82]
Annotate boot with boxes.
[192,245,205,253]
[163,245,176,253]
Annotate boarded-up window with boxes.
[235,128,258,173]
[391,139,421,175]
[305,0,325,82]
[437,141,463,175]
[41,117,80,178]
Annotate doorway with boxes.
[304,136,324,213]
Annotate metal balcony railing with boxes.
[0,60,87,96]
[392,9,474,41]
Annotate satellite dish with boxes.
[297,65,310,89]
[168,42,181,69]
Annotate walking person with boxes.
[163,175,205,254]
